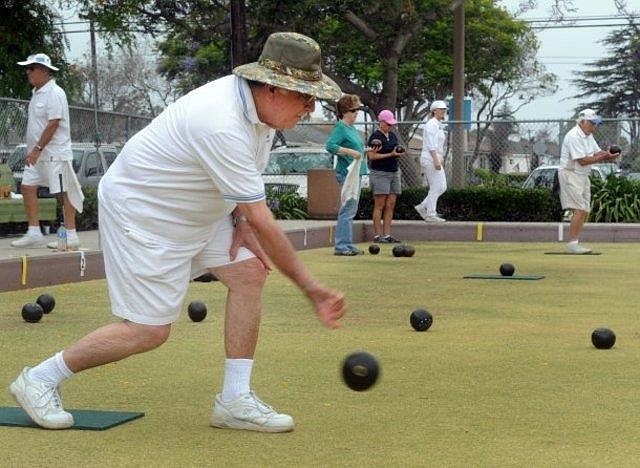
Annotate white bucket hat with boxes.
[430,100,448,111]
[17,53,59,71]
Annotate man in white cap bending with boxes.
[559,108,618,254]
[9,33,346,434]
[12,53,84,250]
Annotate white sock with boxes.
[28,351,74,386]
[221,358,253,402]
[567,240,578,245]
[27,226,42,236]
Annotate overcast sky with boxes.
[500,0,634,120]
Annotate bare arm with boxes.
[235,201,346,328]
[577,149,617,166]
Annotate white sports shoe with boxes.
[425,215,446,222]
[566,242,592,254]
[414,204,429,221]
[11,234,45,248]
[46,237,81,251]
[9,367,74,429]
[211,392,294,433]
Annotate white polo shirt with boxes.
[420,117,446,164]
[26,79,72,161]
[560,125,601,175]
[99,75,274,244]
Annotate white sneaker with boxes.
[11,234,45,248]
[9,367,74,429]
[425,215,446,222]
[211,392,294,433]
[46,238,81,251]
[566,242,592,254]
[414,204,429,221]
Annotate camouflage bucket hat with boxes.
[233,32,342,101]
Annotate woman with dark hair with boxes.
[326,94,368,255]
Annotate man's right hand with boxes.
[305,284,346,329]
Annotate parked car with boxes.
[6,143,119,195]
[263,145,370,198]
[522,163,620,190]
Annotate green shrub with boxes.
[267,190,308,220]
[590,175,640,223]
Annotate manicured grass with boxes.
[2,242,640,466]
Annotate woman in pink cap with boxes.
[366,109,404,243]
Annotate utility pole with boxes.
[230,0,247,68]
[89,18,100,148]
[451,0,465,187]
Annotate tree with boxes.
[0,0,73,98]
[572,3,640,168]
[71,41,175,116]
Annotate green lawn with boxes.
[1,242,640,467]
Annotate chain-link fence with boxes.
[3,96,638,189]
[0,97,152,159]
[291,117,640,189]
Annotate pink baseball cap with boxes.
[377,109,397,125]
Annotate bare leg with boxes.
[21,184,40,227]
[372,195,386,237]
[382,194,397,236]
[212,257,267,358]
[62,192,77,230]
[62,321,171,373]
[568,209,588,242]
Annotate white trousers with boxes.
[419,159,447,216]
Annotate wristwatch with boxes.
[34,145,43,151]
[232,214,247,227]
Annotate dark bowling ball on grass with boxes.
[499,263,515,276]
[609,144,621,155]
[591,328,616,349]
[22,303,44,323]
[342,351,380,391]
[403,245,415,257]
[368,244,380,255]
[392,245,406,257]
[187,301,208,322]
[36,293,56,314]
[410,309,433,331]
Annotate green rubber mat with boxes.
[0,407,144,430]
[463,274,545,280]
[544,252,601,255]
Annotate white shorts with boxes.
[558,169,591,212]
[22,160,76,194]
[100,206,255,325]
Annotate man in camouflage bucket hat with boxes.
[9,32,346,433]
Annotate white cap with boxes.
[430,100,447,111]
[577,108,602,125]
[17,53,59,71]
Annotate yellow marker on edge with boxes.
[476,222,484,241]
[21,255,28,285]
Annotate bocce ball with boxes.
[36,293,56,314]
[187,301,208,322]
[499,263,515,276]
[370,139,382,148]
[342,351,380,391]
[410,309,433,332]
[609,144,621,154]
[22,303,44,323]
[403,245,415,257]
[392,245,406,257]
[591,328,616,349]
[395,145,405,153]
[368,244,380,255]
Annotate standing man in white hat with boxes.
[9,32,346,434]
[559,108,618,254]
[11,53,84,250]
[415,100,448,222]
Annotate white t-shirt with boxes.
[99,75,274,244]
[560,125,601,175]
[26,79,72,161]
[420,117,446,165]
